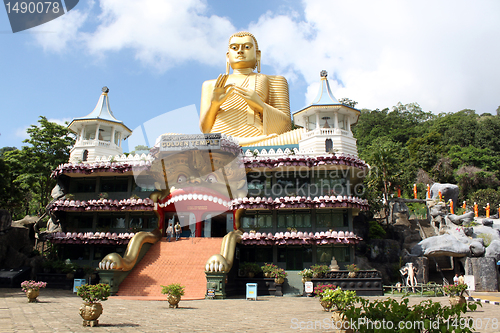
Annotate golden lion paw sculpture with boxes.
[99,229,161,271]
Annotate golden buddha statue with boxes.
[200,32,300,146]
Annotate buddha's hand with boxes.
[233,85,265,114]
[211,74,234,107]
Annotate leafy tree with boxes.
[0,147,17,157]
[364,137,405,223]
[455,166,499,201]
[338,97,358,108]
[429,109,478,148]
[129,145,150,155]
[467,189,500,216]
[406,131,443,172]
[3,117,74,218]
[475,115,500,152]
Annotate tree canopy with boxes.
[1,117,74,219]
[353,103,500,213]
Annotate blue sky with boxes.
[1,0,500,152]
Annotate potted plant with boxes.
[298,268,313,284]
[313,284,337,311]
[76,283,110,327]
[21,280,47,303]
[161,283,185,308]
[62,262,77,279]
[270,267,287,284]
[240,262,261,278]
[321,288,358,332]
[443,283,468,306]
[311,264,329,278]
[98,192,108,200]
[261,263,278,278]
[346,264,359,278]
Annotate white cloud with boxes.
[30,0,500,114]
[82,0,235,71]
[250,0,500,114]
[31,3,90,52]
[15,126,30,140]
[48,117,72,126]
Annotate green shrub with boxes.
[240,262,261,275]
[368,221,386,239]
[161,283,185,298]
[344,296,480,333]
[310,264,329,277]
[321,288,358,312]
[467,188,500,216]
[76,283,110,303]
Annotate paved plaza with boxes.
[1,288,499,332]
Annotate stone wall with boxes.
[464,257,499,292]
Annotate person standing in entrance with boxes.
[175,222,182,241]
[453,273,459,285]
[166,223,173,242]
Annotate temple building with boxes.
[46,32,375,299]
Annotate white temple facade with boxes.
[68,87,132,163]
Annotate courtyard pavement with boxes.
[0,288,499,332]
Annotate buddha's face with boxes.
[227,35,260,70]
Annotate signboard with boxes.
[464,275,475,291]
[305,281,314,293]
[207,289,215,297]
[160,134,222,151]
[73,279,86,293]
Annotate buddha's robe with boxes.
[210,74,291,141]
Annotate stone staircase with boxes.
[116,238,223,300]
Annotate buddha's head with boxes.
[227,31,261,72]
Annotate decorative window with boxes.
[241,211,272,230]
[317,245,350,264]
[316,210,348,228]
[277,210,312,229]
[100,177,129,192]
[312,171,348,196]
[129,213,158,231]
[66,213,94,231]
[325,139,333,153]
[247,172,272,191]
[70,178,96,193]
[97,214,126,230]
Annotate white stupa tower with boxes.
[68,87,132,163]
[294,70,360,156]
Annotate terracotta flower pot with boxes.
[79,302,103,327]
[348,271,356,278]
[168,295,181,308]
[274,277,285,285]
[331,310,354,333]
[449,295,466,307]
[26,289,39,303]
[301,277,312,284]
[320,299,333,311]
